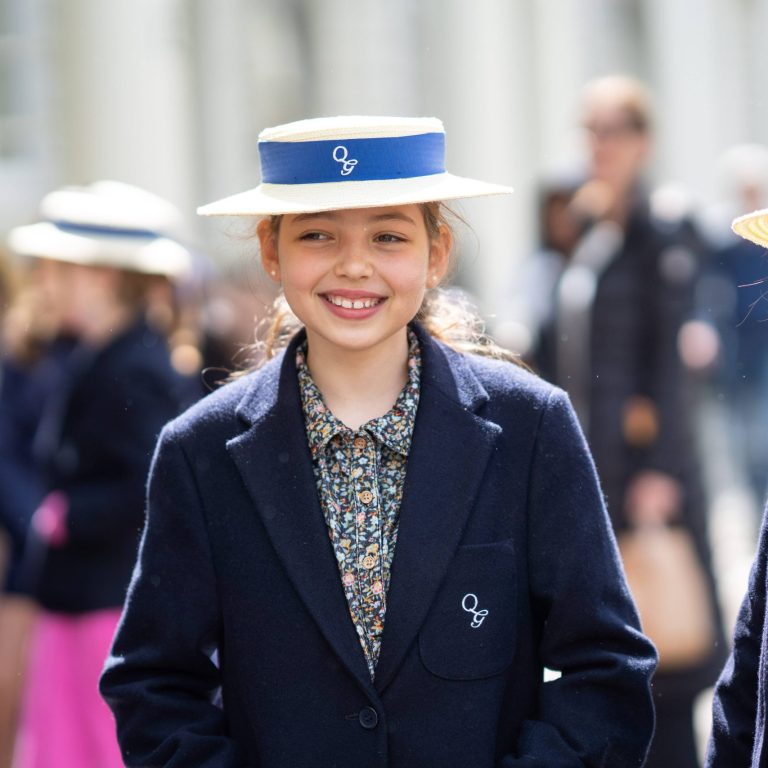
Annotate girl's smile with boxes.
[321,289,386,318]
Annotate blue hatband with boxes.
[53,221,163,239]
[259,132,445,185]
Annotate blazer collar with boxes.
[233,322,489,426]
[227,323,498,694]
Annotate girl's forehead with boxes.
[283,204,423,226]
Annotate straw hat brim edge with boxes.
[197,173,514,217]
[7,222,191,278]
[732,208,768,249]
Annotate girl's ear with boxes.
[257,218,281,282]
[428,224,452,288]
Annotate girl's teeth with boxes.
[328,295,379,309]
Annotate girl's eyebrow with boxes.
[368,212,417,226]
[291,212,338,223]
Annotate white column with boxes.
[418,0,531,322]
[748,0,768,142]
[304,0,421,116]
[0,0,55,229]
[529,0,592,180]
[191,0,265,248]
[574,0,645,78]
[54,0,197,225]
[642,0,744,203]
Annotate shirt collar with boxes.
[296,327,421,458]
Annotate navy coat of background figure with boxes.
[0,337,74,594]
[19,318,195,612]
[707,507,768,767]
[100,323,657,768]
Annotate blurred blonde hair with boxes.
[582,74,654,134]
[236,202,519,373]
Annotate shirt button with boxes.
[358,490,374,505]
[353,436,367,450]
[358,706,378,729]
[361,554,378,570]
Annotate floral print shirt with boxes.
[296,329,421,679]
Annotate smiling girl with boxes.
[100,116,657,768]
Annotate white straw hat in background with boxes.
[197,115,513,217]
[8,181,191,278]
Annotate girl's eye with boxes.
[299,231,331,242]
[375,233,406,244]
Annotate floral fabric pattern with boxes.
[296,329,420,679]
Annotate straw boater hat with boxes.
[732,208,768,249]
[197,115,513,217]
[8,181,191,278]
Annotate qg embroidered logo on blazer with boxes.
[419,540,517,680]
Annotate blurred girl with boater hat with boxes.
[100,116,657,767]
[7,182,195,768]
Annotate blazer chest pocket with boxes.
[418,540,517,680]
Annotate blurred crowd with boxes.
[0,182,277,768]
[502,75,768,768]
[0,74,767,768]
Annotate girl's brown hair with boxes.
[238,202,520,373]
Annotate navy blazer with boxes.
[19,319,194,612]
[101,324,656,768]
[707,507,768,767]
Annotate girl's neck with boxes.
[305,328,411,430]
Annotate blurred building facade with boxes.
[2,0,768,317]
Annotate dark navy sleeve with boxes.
[502,389,657,767]
[706,509,767,767]
[99,425,250,767]
[62,366,182,546]
[0,361,48,540]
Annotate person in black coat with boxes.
[706,206,768,767]
[100,115,657,768]
[7,181,196,768]
[533,77,723,768]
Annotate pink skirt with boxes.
[12,609,124,768]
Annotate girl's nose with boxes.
[334,240,373,279]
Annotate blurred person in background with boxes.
[533,75,723,768]
[0,249,77,768]
[6,181,198,768]
[698,144,768,510]
[706,206,768,768]
[499,176,585,369]
[196,263,278,390]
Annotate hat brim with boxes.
[732,209,768,249]
[197,172,513,217]
[7,222,191,278]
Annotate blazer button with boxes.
[358,706,378,729]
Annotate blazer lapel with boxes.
[226,336,374,694]
[374,330,501,692]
